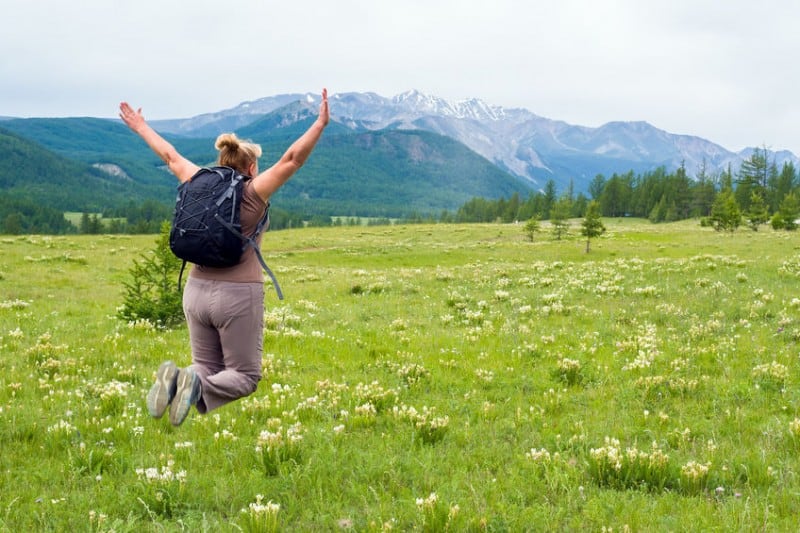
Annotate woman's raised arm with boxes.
[251,88,329,201]
[119,102,199,183]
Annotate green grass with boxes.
[63,212,126,230]
[63,211,89,226]
[2,220,800,530]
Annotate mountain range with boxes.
[151,89,800,192]
[1,90,797,218]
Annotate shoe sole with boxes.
[146,361,178,418]
[169,368,201,426]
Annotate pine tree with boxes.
[746,192,769,231]
[117,222,184,327]
[523,216,541,242]
[736,147,770,210]
[589,174,606,200]
[543,180,558,219]
[779,192,800,231]
[581,201,606,252]
[80,212,90,234]
[2,213,23,234]
[690,161,716,218]
[550,196,571,240]
[709,189,742,233]
[768,162,797,212]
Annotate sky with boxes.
[2,0,799,153]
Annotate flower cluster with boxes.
[239,494,280,533]
[135,461,187,484]
[474,368,495,383]
[353,380,398,412]
[0,299,30,310]
[588,437,671,491]
[256,419,304,475]
[632,286,659,297]
[415,492,461,531]
[790,417,800,439]
[84,378,133,414]
[134,460,186,517]
[390,361,430,386]
[680,460,712,493]
[293,379,348,417]
[619,323,660,371]
[391,404,450,444]
[681,460,711,481]
[47,419,77,434]
[555,357,583,385]
[752,361,789,390]
[525,447,552,463]
[634,375,705,398]
[416,491,439,510]
[126,318,157,331]
[263,306,303,336]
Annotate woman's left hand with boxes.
[317,88,329,127]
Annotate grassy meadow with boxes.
[2,219,800,531]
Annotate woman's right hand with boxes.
[117,101,199,183]
[119,102,147,133]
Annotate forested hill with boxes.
[0,125,172,211]
[0,115,533,219]
[0,117,179,188]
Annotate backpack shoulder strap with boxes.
[247,204,282,300]
[253,247,283,300]
[177,260,188,290]
[254,202,271,237]
[215,202,283,300]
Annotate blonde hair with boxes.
[214,133,262,175]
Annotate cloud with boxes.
[2,0,799,152]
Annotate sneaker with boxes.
[169,367,201,426]
[146,361,178,418]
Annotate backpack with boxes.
[169,166,283,299]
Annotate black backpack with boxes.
[169,166,283,299]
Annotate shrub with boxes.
[117,222,184,327]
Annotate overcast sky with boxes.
[2,0,798,153]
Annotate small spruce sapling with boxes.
[118,222,184,327]
[581,201,606,253]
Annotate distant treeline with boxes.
[0,196,430,235]
[71,201,314,235]
[3,148,796,234]
[453,149,799,226]
[0,196,75,234]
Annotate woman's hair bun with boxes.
[214,133,262,172]
[215,133,241,152]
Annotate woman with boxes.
[119,89,329,426]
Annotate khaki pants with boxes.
[182,277,264,413]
